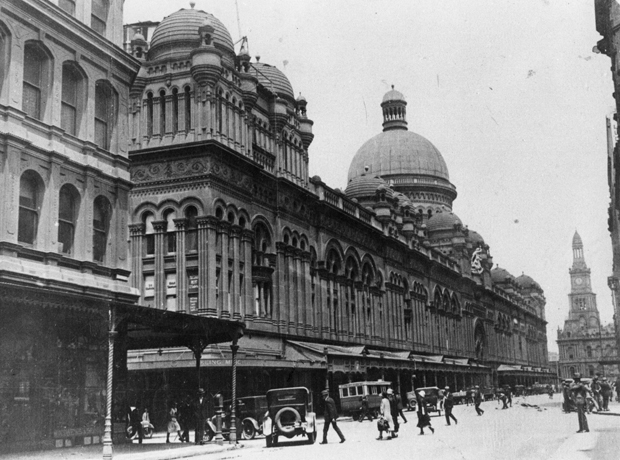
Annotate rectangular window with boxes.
[23,49,42,119]
[91,0,107,35]
[144,234,154,256]
[18,208,37,244]
[61,67,78,135]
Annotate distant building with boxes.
[556,232,618,378]
[595,0,620,369]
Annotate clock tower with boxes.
[568,231,599,320]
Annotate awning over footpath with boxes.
[286,340,489,374]
[497,363,553,375]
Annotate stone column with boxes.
[294,249,304,332]
[242,229,254,320]
[152,220,167,309]
[219,222,231,318]
[197,217,210,314]
[302,251,312,334]
[231,225,241,320]
[174,218,187,312]
[129,224,144,293]
[206,217,218,315]
[276,242,287,330]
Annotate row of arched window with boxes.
[18,170,112,263]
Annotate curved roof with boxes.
[383,88,406,103]
[347,130,450,182]
[491,266,515,283]
[427,211,462,233]
[345,174,388,200]
[149,9,234,61]
[468,230,485,246]
[515,274,542,291]
[251,62,295,100]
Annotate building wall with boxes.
[0,0,139,451]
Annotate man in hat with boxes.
[443,386,458,426]
[474,385,484,416]
[320,389,345,444]
[195,388,209,444]
[571,373,589,433]
[600,377,612,411]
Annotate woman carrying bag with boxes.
[166,401,183,443]
[377,391,394,440]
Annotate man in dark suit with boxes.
[320,389,345,444]
[444,386,458,425]
[600,377,612,411]
[195,388,209,444]
[474,385,484,416]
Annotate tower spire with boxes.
[572,230,587,270]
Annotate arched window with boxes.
[18,171,42,245]
[146,91,154,137]
[91,0,108,36]
[95,81,117,150]
[143,212,155,256]
[61,63,85,136]
[58,184,79,255]
[185,206,198,252]
[567,346,574,359]
[164,209,176,254]
[59,0,76,15]
[586,346,592,358]
[23,43,50,120]
[159,90,166,135]
[93,196,111,263]
[184,86,191,132]
[172,88,179,134]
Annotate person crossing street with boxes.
[320,389,345,444]
[443,386,458,426]
[474,386,484,416]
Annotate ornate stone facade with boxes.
[557,232,618,378]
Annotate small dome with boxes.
[382,88,405,103]
[348,130,450,182]
[491,266,515,283]
[132,32,146,42]
[468,230,485,246]
[345,174,388,200]
[426,211,462,233]
[252,62,294,100]
[515,274,542,291]
[296,92,307,102]
[149,8,234,61]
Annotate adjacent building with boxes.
[556,232,618,379]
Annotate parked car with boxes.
[451,390,468,405]
[406,390,418,411]
[338,380,392,419]
[415,387,442,417]
[236,395,268,440]
[263,387,317,447]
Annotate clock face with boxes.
[575,278,583,285]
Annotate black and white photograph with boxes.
[1,1,619,459]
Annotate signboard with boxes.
[189,295,198,311]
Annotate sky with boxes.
[124,0,615,354]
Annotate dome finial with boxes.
[391,84,394,90]
[190,1,196,8]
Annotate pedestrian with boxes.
[443,386,458,426]
[547,385,553,399]
[600,377,612,411]
[570,373,589,433]
[195,388,208,444]
[387,389,399,437]
[359,395,374,421]
[320,389,345,444]
[394,391,407,424]
[562,381,572,413]
[178,395,193,442]
[128,406,143,444]
[377,391,394,440]
[615,376,620,402]
[438,387,445,410]
[166,401,182,443]
[591,376,602,410]
[498,391,508,409]
[416,390,434,435]
[505,387,512,407]
[474,385,484,416]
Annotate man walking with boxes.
[571,373,589,433]
[394,391,407,424]
[474,385,484,416]
[387,389,399,437]
[443,386,458,426]
[320,389,345,444]
[195,388,208,444]
[600,377,612,411]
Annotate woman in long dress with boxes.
[166,402,182,443]
[377,391,394,440]
[416,390,434,435]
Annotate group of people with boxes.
[562,373,620,434]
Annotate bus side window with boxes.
[342,388,349,397]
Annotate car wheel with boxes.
[308,431,317,444]
[242,420,256,440]
[143,427,153,438]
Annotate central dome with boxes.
[149,8,235,61]
[347,130,450,181]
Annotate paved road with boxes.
[199,395,620,460]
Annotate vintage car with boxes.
[236,395,268,440]
[263,387,317,447]
[415,386,442,417]
[338,381,392,419]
